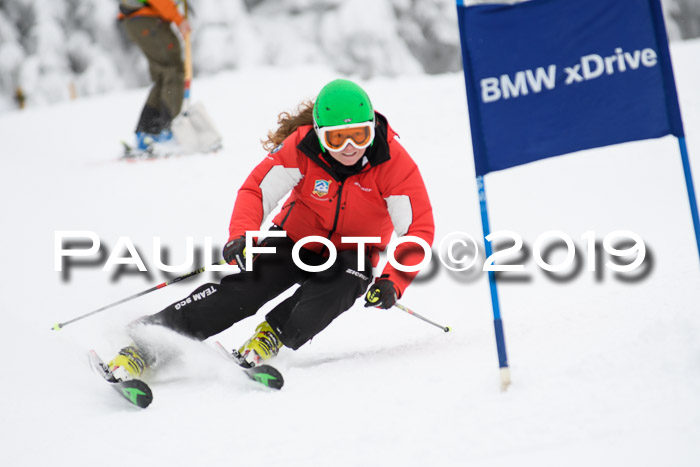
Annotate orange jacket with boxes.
[118,0,184,25]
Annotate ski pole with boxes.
[51,260,226,331]
[393,303,451,332]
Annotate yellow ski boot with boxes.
[108,345,148,382]
[238,321,283,367]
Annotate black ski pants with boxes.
[138,235,373,350]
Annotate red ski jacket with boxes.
[228,114,434,296]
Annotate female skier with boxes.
[108,79,434,380]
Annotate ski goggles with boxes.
[315,119,375,152]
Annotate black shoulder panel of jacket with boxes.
[297,126,335,179]
[365,112,391,167]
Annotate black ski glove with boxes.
[223,236,247,271]
[364,279,398,309]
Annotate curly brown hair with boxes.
[261,100,315,152]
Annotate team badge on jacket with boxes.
[313,179,331,197]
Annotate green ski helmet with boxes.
[313,79,374,128]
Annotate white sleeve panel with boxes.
[385,195,413,237]
[259,166,303,220]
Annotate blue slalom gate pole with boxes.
[677,137,700,264]
[476,176,511,391]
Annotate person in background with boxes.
[118,0,191,150]
[107,79,434,380]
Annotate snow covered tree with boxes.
[0,0,697,112]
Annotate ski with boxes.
[119,140,222,162]
[214,341,285,390]
[88,350,153,409]
[120,141,179,161]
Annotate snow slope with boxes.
[1,40,700,466]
